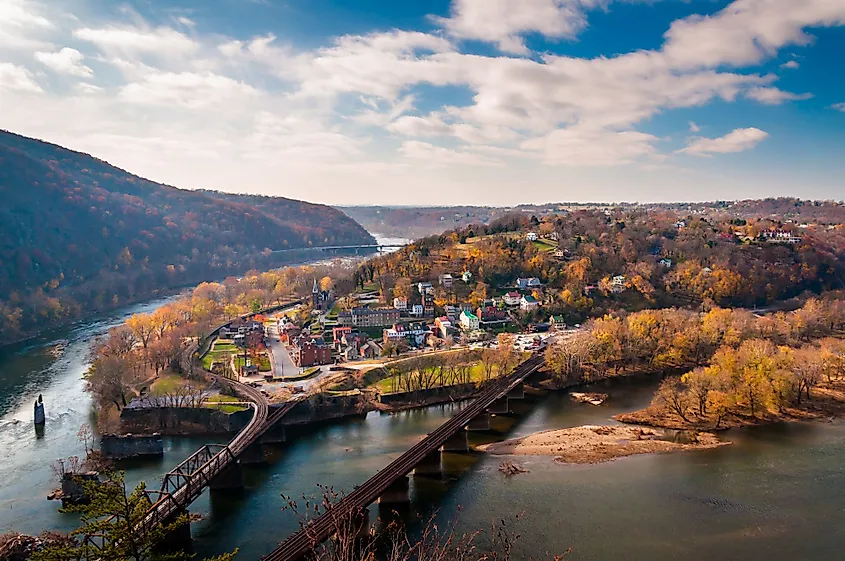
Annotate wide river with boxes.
[1,246,844,559]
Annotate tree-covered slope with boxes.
[0,130,374,343]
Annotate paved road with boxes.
[264,324,333,391]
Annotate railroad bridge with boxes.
[262,353,547,561]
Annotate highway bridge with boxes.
[262,353,546,561]
[269,243,406,254]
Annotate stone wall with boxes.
[279,394,369,425]
[378,383,478,405]
[119,407,252,436]
[100,433,164,459]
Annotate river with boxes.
[1,240,844,559]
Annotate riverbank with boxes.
[478,425,727,464]
[616,379,845,431]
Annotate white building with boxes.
[520,295,539,311]
[526,232,538,241]
[410,304,424,317]
[516,277,541,289]
[393,297,408,311]
[503,291,522,306]
[459,310,480,331]
[438,274,453,288]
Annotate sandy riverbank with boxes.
[477,425,728,464]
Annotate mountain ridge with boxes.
[0,129,374,344]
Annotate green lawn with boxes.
[206,394,248,413]
[149,373,196,396]
[532,239,557,252]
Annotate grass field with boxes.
[206,394,248,413]
[149,373,197,396]
[532,239,557,252]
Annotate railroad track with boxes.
[263,353,546,561]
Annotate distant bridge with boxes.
[262,353,546,561]
[270,243,406,254]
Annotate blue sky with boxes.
[1,0,844,205]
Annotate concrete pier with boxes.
[239,441,266,464]
[413,450,442,477]
[377,476,410,504]
[155,509,192,555]
[506,382,525,400]
[466,412,490,431]
[209,462,244,492]
[487,396,510,415]
[34,395,45,426]
[441,431,470,452]
[261,423,287,444]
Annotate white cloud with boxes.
[521,126,660,166]
[662,0,845,69]
[745,86,812,104]
[781,60,800,69]
[74,82,103,95]
[678,127,768,156]
[0,0,54,50]
[73,25,199,58]
[831,102,845,113]
[2,0,844,204]
[435,0,589,55]
[0,62,42,93]
[34,48,93,77]
[434,0,660,55]
[293,31,456,99]
[119,71,258,109]
[399,140,503,166]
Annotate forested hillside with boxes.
[354,208,845,322]
[0,130,374,344]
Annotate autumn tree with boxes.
[32,471,235,561]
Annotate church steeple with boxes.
[312,278,319,293]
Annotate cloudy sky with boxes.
[1,0,844,205]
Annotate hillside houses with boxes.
[290,333,332,367]
[516,277,541,289]
[459,309,480,330]
[338,307,401,327]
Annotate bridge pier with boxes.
[486,397,510,415]
[154,509,192,555]
[507,382,525,399]
[441,430,470,453]
[261,423,287,444]
[209,462,244,492]
[466,412,490,431]
[239,442,266,465]
[413,450,442,478]
[377,476,410,505]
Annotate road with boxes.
[264,323,333,391]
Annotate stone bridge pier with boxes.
[154,509,193,555]
[209,462,244,492]
[413,450,442,478]
[377,476,410,505]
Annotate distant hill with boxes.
[0,130,374,344]
[339,206,507,239]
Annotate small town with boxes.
[3,1,845,560]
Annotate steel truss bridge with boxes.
[134,380,300,538]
